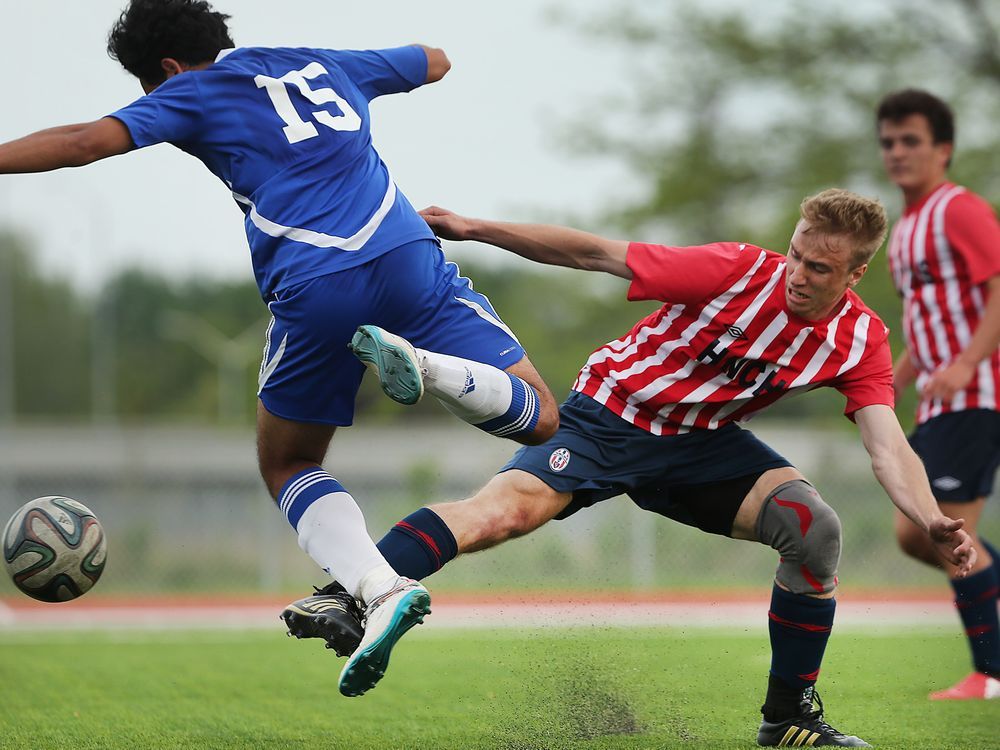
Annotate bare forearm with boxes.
[0,119,131,173]
[465,218,620,274]
[871,443,939,531]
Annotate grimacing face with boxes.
[878,114,952,198]
[784,221,867,321]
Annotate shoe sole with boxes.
[349,326,423,406]
[281,607,361,658]
[338,589,431,697]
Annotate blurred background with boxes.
[0,0,998,597]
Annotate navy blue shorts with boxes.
[909,409,1000,503]
[257,239,525,425]
[501,391,792,536]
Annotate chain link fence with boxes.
[1,422,997,597]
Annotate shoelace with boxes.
[312,581,363,621]
[802,690,847,739]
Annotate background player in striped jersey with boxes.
[0,0,558,696]
[877,89,1000,700]
[300,188,976,747]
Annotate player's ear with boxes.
[848,263,868,287]
[160,58,186,80]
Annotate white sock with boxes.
[278,468,397,601]
[417,349,515,422]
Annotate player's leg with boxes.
[352,240,558,445]
[256,272,430,697]
[897,409,1000,699]
[929,498,1000,699]
[353,324,558,445]
[729,468,869,747]
[373,469,572,581]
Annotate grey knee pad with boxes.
[755,479,842,595]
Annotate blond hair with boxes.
[799,189,888,268]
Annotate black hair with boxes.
[876,88,955,145]
[107,0,234,84]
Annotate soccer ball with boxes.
[2,496,108,602]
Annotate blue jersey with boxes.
[109,46,437,297]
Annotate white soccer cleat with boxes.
[338,577,431,697]
[348,325,424,405]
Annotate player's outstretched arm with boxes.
[417,45,451,84]
[0,117,133,174]
[419,206,631,279]
[855,403,977,576]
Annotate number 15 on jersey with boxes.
[255,62,361,144]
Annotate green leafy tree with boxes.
[0,231,91,420]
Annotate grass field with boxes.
[0,626,997,750]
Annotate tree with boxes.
[553,0,1000,423]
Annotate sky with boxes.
[0,0,635,291]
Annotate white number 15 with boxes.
[255,62,361,144]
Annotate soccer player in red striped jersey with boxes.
[878,89,1000,701]
[295,189,976,745]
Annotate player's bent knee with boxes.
[523,410,559,445]
[756,479,841,595]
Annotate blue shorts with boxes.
[258,239,525,425]
[501,391,792,536]
[909,409,1000,502]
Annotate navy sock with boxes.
[376,508,458,580]
[765,585,836,719]
[951,564,1000,677]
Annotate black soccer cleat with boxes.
[280,581,364,657]
[757,687,871,747]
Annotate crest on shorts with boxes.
[548,447,571,472]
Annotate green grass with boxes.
[0,627,996,749]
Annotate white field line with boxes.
[0,599,958,633]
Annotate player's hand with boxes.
[928,515,977,577]
[921,360,975,402]
[419,205,472,241]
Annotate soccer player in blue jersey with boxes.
[0,0,557,697]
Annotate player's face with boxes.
[784,221,867,321]
[878,114,952,197]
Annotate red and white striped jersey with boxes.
[887,182,1000,424]
[572,242,894,435]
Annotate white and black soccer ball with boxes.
[2,496,108,602]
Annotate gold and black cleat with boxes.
[281,581,364,657]
[757,688,870,747]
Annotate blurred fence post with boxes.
[629,507,656,590]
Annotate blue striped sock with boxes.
[278,467,346,530]
[475,374,540,439]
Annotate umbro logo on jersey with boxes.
[727,325,745,339]
[548,448,571,472]
[932,476,962,491]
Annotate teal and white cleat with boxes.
[338,577,431,697]
[349,325,424,405]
